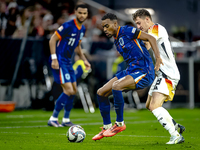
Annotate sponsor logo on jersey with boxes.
[135,71,139,74]
[71,33,76,36]
[58,26,63,32]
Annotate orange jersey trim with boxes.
[59,68,62,84]
[137,30,141,39]
[135,74,147,84]
[73,19,82,30]
[114,26,121,39]
[55,31,62,40]
[134,39,143,53]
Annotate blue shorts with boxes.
[115,68,154,90]
[51,63,76,84]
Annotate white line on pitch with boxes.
[5,113,102,118]
[0,120,175,129]
[0,117,139,124]
[2,131,196,139]
[0,119,184,129]
[0,131,168,138]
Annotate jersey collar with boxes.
[114,26,121,39]
[74,19,82,30]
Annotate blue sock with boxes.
[52,93,70,118]
[64,95,75,118]
[112,90,124,122]
[97,94,111,125]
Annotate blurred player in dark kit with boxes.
[47,4,91,127]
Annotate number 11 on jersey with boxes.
[68,38,75,46]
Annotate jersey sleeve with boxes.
[124,26,141,39]
[148,24,161,40]
[55,22,70,40]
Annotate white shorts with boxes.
[148,74,179,101]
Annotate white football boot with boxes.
[166,134,185,144]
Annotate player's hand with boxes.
[51,59,59,69]
[154,57,163,71]
[84,60,91,70]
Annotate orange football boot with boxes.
[92,127,106,140]
[103,123,126,137]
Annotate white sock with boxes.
[116,121,124,127]
[50,116,58,121]
[152,107,180,136]
[103,123,112,129]
[62,118,70,123]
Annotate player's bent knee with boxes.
[112,81,122,91]
[97,88,104,96]
[63,89,76,96]
[97,87,110,97]
[148,103,161,111]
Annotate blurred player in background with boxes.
[133,9,185,144]
[92,13,163,140]
[47,4,91,127]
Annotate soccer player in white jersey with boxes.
[133,9,185,144]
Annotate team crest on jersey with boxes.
[132,28,136,33]
[80,32,84,40]
[65,73,70,80]
[119,37,124,46]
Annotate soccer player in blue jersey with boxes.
[47,4,91,127]
[92,13,163,140]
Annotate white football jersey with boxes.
[148,23,180,80]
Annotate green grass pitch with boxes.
[0,108,199,150]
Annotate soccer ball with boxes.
[66,125,86,143]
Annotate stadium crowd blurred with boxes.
[0,0,117,108]
[1,0,199,109]
[0,0,109,42]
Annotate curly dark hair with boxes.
[132,9,152,21]
[75,4,88,10]
[101,13,118,21]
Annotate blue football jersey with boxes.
[114,26,154,76]
[55,19,86,64]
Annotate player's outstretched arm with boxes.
[75,41,91,70]
[49,33,60,69]
[139,31,163,71]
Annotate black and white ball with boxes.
[67,125,86,143]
